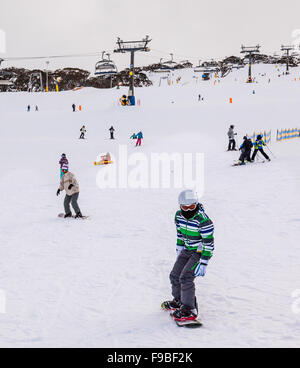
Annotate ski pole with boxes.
[265,145,276,159]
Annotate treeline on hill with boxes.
[0,53,299,92]
[0,67,153,92]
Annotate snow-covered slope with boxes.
[0,64,300,347]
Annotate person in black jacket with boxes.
[109,126,115,140]
[238,136,253,164]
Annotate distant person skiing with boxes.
[238,136,253,165]
[59,154,69,178]
[35,105,39,112]
[251,135,271,162]
[227,125,237,151]
[162,190,214,322]
[79,125,86,139]
[72,104,76,112]
[109,126,115,140]
[27,105,31,112]
[136,131,143,146]
[56,167,82,218]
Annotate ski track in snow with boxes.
[0,64,300,347]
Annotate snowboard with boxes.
[161,302,202,328]
[58,213,90,220]
[94,160,114,166]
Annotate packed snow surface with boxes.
[0,64,300,347]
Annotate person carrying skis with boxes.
[251,135,271,162]
[162,190,214,322]
[109,126,115,140]
[59,153,69,178]
[79,125,86,139]
[136,131,143,146]
[56,166,82,218]
[227,125,237,151]
[238,136,253,165]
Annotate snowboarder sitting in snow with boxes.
[227,125,237,151]
[59,153,69,178]
[238,136,253,165]
[56,166,82,218]
[79,125,86,139]
[251,135,270,162]
[162,190,214,322]
[120,95,128,106]
[100,152,112,164]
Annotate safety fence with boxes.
[276,128,300,141]
[247,130,272,144]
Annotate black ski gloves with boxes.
[56,189,60,196]
[68,184,74,190]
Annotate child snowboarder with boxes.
[162,190,214,322]
[251,135,271,162]
[59,154,69,178]
[109,126,115,140]
[56,167,82,218]
[227,125,237,151]
[79,125,86,139]
[136,131,143,146]
[238,136,253,165]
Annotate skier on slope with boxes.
[238,136,253,165]
[136,131,143,147]
[227,125,237,151]
[79,125,86,139]
[251,135,271,162]
[162,190,214,322]
[59,153,69,178]
[56,166,83,218]
[109,126,115,140]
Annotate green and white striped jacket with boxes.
[175,208,214,264]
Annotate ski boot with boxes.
[161,299,181,311]
[64,213,72,218]
[75,212,83,219]
[172,304,198,322]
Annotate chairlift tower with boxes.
[241,45,260,83]
[28,72,43,92]
[114,36,151,105]
[281,45,294,74]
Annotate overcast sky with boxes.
[1,0,300,73]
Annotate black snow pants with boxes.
[252,148,270,161]
[228,138,236,151]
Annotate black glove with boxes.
[56,189,60,196]
[68,184,74,190]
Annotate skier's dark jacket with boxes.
[240,139,253,152]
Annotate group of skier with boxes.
[227,125,271,165]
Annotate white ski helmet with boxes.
[178,190,198,206]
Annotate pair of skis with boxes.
[161,302,202,328]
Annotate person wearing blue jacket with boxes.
[251,135,270,161]
[136,131,143,146]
